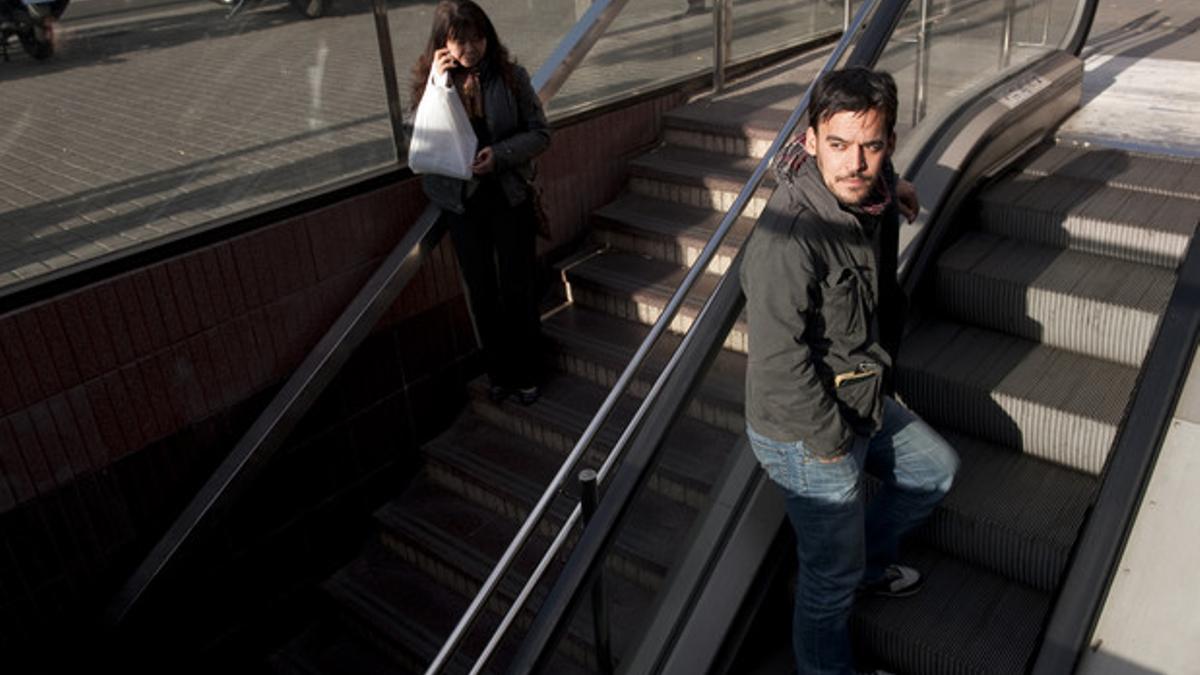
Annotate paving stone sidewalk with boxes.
[0,0,847,291]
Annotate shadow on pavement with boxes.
[0,117,393,262]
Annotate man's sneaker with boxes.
[859,564,923,598]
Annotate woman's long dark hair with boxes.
[410,0,519,110]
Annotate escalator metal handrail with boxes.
[1060,0,1099,54]
[105,0,632,631]
[503,1,912,671]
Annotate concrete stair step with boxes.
[853,545,1049,675]
[321,541,485,674]
[322,537,604,674]
[466,372,738,510]
[269,617,418,675]
[919,430,1097,592]
[559,248,748,353]
[976,173,1200,268]
[627,144,775,218]
[935,231,1173,366]
[896,319,1138,474]
[591,192,755,275]
[543,305,746,435]
[661,100,792,159]
[1023,142,1200,200]
[374,477,555,599]
[414,412,698,591]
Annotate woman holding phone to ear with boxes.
[411,0,551,405]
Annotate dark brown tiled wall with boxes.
[0,178,462,506]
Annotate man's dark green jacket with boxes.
[740,157,904,458]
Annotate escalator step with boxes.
[922,430,1097,592]
[854,546,1048,675]
[896,320,1137,474]
[977,173,1199,267]
[1020,143,1200,200]
[935,231,1173,365]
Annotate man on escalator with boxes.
[739,67,959,675]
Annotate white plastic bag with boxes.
[408,70,478,180]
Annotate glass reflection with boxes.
[0,0,400,288]
[1,0,1069,293]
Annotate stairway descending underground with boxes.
[269,70,1200,672]
[266,86,789,674]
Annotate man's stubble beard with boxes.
[815,154,873,208]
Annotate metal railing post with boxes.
[370,0,407,162]
[533,0,631,103]
[579,470,614,675]
[913,0,930,126]
[1000,0,1016,68]
[1041,0,1054,45]
[844,0,852,32]
[712,0,733,93]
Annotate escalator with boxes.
[849,136,1196,672]
[498,2,1200,674]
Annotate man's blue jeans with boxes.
[746,397,958,675]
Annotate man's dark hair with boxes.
[808,67,898,136]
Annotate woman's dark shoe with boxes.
[488,384,510,403]
[516,386,539,406]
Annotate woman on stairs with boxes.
[411,0,551,405]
